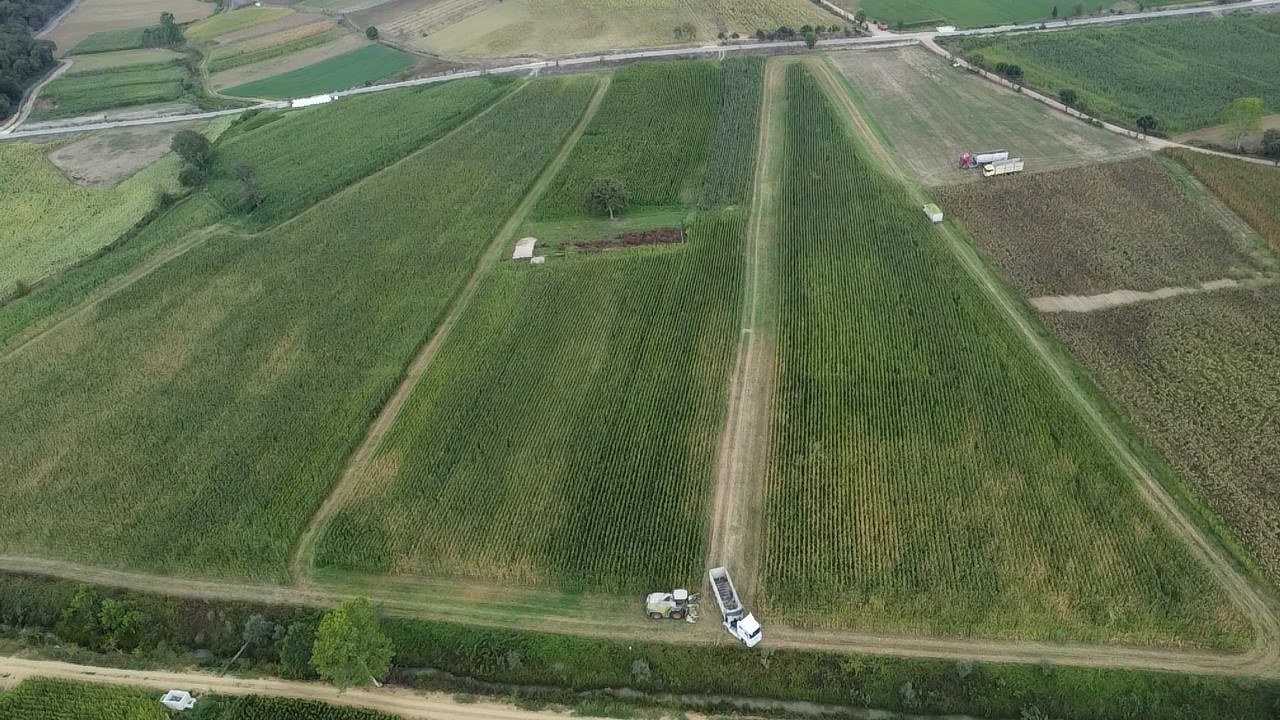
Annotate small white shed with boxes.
[923,203,944,223]
[160,690,197,711]
[513,236,537,260]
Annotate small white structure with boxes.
[290,94,335,109]
[936,25,957,34]
[513,236,537,260]
[160,690,197,711]
[530,256,546,265]
[923,203,944,223]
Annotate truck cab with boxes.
[726,612,763,647]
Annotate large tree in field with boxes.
[1221,97,1266,151]
[584,177,629,220]
[311,598,394,691]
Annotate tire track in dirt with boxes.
[805,55,1280,677]
[705,59,785,601]
[288,75,613,582]
[1030,274,1278,313]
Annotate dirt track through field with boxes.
[705,59,784,601]
[805,56,1280,677]
[288,75,613,582]
[1031,275,1278,313]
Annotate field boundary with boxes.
[288,74,613,582]
[705,59,784,600]
[804,56,1280,674]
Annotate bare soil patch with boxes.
[564,226,684,252]
[46,122,198,188]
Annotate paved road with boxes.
[4,0,1276,139]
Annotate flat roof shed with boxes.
[513,236,537,260]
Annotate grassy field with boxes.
[1166,149,1280,252]
[31,58,189,120]
[0,142,180,295]
[65,47,182,72]
[0,78,597,580]
[944,14,1280,133]
[759,63,1244,646]
[828,0,1186,28]
[210,76,514,228]
[400,0,836,58]
[935,157,1272,297]
[316,212,746,590]
[533,61,723,220]
[46,0,211,57]
[831,47,1144,185]
[205,19,344,74]
[1044,285,1280,589]
[185,6,295,41]
[68,26,148,54]
[0,678,166,720]
[222,44,416,99]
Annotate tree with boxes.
[1058,88,1077,106]
[804,31,817,48]
[365,26,378,39]
[584,177,629,220]
[233,162,262,212]
[171,129,212,170]
[1220,97,1266,151]
[1051,4,1058,17]
[1072,3,1084,15]
[854,9,867,25]
[673,23,696,41]
[223,614,280,670]
[311,598,394,691]
[142,12,184,47]
[1136,114,1157,137]
[280,620,320,679]
[98,598,144,651]
[1262,129,1280,159]
[800,24,814,34]
[54,586,101,647]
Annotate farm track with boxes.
[706,59,784,599]
[1030,274,1279,313]
[805,56,1280,677]
[288,74,613,582]
[0,224,223,363]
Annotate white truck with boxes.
[709,566,762,647]
[982,158,1024,177]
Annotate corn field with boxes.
[0,678,168,720]
[759,64,1245,647]
[0,77,599,580]
[316,210,746,591]
[1165,149,1280,255]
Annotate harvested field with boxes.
[209,35,369,92]
[1044,286,1280,588]
[185,7,295,41]
[759,63,1245,646]
[205,18,344,73]
[408,0,835,58]
[1165,149,1280,254]
[47,122,203,188]
[564,226,685,252]
[221,44,416,99]
[832,47,1143,186]
[936,158,1272,297]
[45,0,212,57]
[65,48,180,73]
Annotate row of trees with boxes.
[0,0,72,120]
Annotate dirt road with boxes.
[0,656,573,720]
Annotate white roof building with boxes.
[513,236,537,260]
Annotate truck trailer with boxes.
[982,158,1024,177]
[960,150,1008,169]
[709,566,762,647]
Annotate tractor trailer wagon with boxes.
[982,158,1024,177]
[709,567,762,647]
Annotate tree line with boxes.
[0,0,73,120]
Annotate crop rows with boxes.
[1165,148,1280,253]
[534,61,724,219]
[210,75,514,229]
[316,210,745,591]
[223,44,416,100]
[34,63,188,120]
[946,13,1280,132]
[699,56,764,208]
[0,77,599,579]
[759,64,1244,646]
[0,678,167,720]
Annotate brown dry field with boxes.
[46,122,201,188]
[202,11,319,45]
[45,0,213,56]
[936,157,1271,297]
[208,33,369,90]
[1044,285,1280,587]
[210,16,337,56]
